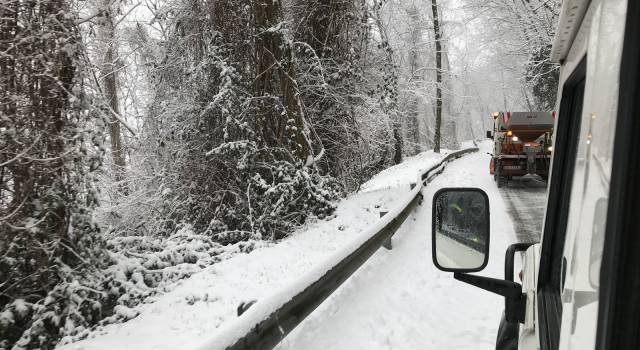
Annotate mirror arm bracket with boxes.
[453,272,521,298]
[454,272,526,323]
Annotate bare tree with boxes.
[372,1,402,164]
[406,5,424,155]
[97,0,127,182]
[431,0,443,153]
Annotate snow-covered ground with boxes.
[272,141,517,350]
[59,148,459,350]
[60,142,520,350]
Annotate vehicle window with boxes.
[558,1,627,349]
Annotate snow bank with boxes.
[360,150,454,193]
[196,183,423,350]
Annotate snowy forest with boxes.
[0,0,559,348]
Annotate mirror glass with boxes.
[432,188,489,271]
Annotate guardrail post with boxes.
[237,300,257,316]
[380,211,392,250]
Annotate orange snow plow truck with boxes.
[486,111,554,187]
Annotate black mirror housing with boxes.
[431,188,490,273]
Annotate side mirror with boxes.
[432,188,490,272]
[486,131,493,139]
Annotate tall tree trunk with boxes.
[290,0,351,174]
[1,0,104,346]
[253,0,311,164]
[431,0,443,153]
[441,45,458,149]
[392,125,403,164]
[373,2,402,164]
[407,6,422,155]
[98,0,126,181]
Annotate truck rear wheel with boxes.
[495,160,504,188]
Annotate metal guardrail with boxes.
[438,227,486,253]
[210,147,479,350]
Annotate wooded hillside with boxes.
[0,0,560,348]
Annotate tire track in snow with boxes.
[498,176,547,243]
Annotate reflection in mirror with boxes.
[433,189,489,271]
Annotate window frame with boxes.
[536,57,586,350]
[595,1,640,348]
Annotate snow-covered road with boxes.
[274,141,519,350]
[498,176,548,243]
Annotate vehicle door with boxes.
[536,0,630,349]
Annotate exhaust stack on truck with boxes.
[487,111,554,187]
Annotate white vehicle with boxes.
[430,0,640,349]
